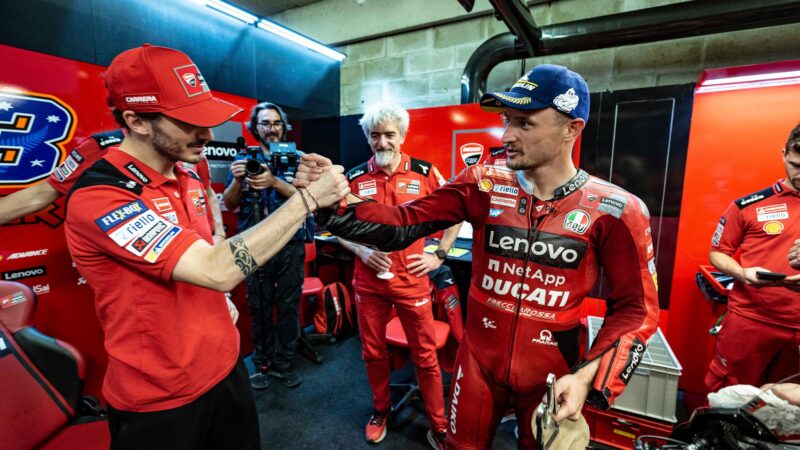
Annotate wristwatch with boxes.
[434,248,448,260]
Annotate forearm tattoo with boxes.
[228,236,257,276]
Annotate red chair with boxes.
[385,309,451,422]
[296,242,334,364]
[300,241,325,318]
[0,281,109,450]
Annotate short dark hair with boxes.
[112,108,161,131]
[786,123,800,155]
[247,102,292,141]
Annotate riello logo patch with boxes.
[563,210,591,235]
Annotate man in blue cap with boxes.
[295,64,659,449]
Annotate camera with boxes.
[244,146,264,176]
[267,142,299,177]
[241,141,299,177]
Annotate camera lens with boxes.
[245,159,264,176]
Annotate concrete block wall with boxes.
[338,0,800,115]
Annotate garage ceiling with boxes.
[228,0,326,17]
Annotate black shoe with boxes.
[249,372,270,390]
[268,366,302,388]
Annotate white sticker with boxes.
[109,211,162,246]
[490,196,517,208]
[125,220,170,256]
[492,185,519,196]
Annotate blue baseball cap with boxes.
[480,64,590,122]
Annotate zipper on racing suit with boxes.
[597,339,621,394]
[504,198,549,384]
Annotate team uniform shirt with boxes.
[321,165,659,410]
[50,130,215,230]
[64,148,238,412]
[346,153,446,298]
[711,179,800,328]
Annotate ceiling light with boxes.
[207,0,258,24]
[257,19,346,61]
[697,68,800,93]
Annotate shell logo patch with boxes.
[478,178,493,192]
[763,221,784,235]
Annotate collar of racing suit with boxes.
[516,168,590,199]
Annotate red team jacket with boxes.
[321,164,659,408]
[346,153,446,298]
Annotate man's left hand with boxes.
[406,253,443,277]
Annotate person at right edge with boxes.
[294,64,659,449]
[706,124,800,392]
[224,102,312,390]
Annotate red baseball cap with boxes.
[105,44,243,127]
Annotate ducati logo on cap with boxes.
[173,64,209,97]
[182,73,197,87]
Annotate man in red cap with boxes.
[64,44,349,449]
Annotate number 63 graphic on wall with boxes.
[0,91,76,188]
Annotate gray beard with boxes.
[375,150,394,167]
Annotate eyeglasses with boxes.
[257,121,284,129]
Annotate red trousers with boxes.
[445,336,568,450]
[355,291,446,432]
[706,310,800,392]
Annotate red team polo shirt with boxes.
[49,130,215,230]
[64,149,238,412]
[712,179,800,328]
[48,130,125,194]
[346,153,446,298]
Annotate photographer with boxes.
[223,102,312,390]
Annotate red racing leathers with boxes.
[319,164,659,449]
